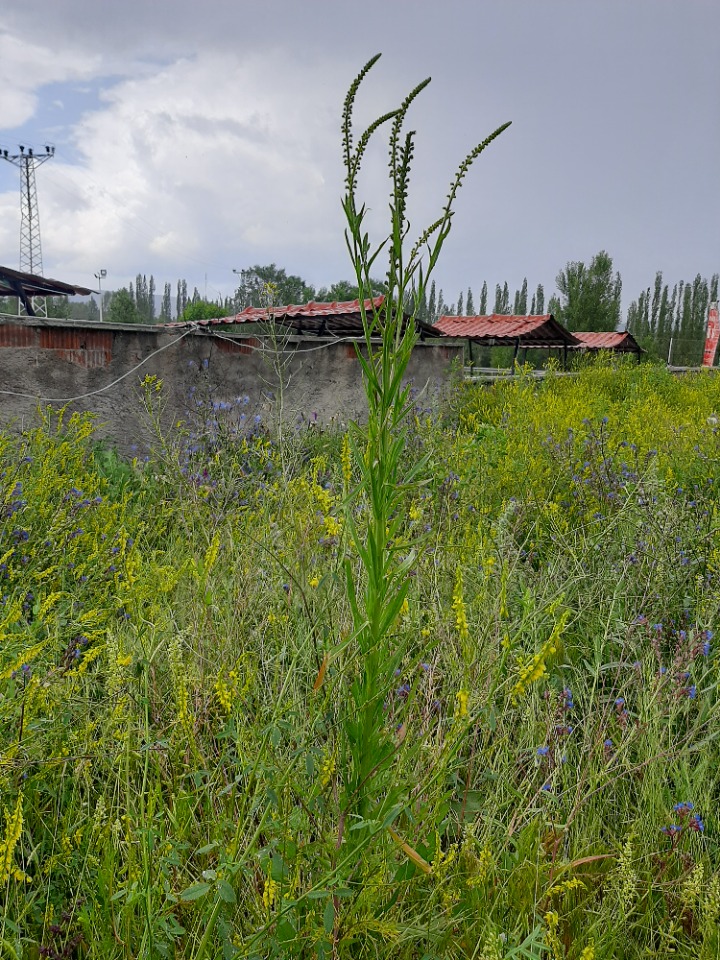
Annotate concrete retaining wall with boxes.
[0,317,463,452]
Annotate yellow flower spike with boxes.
[341,433,353,487]
[320,752,336,787]
[262,873,279,912]
[543,911,563,960]
[455,689,469,718]
[0,792,28,884]
[452,568,469,643]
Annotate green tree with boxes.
[416,285,429,323]
[179,299,226,323]
[535,283,544,314]
[547,294,561,317]
[493,282,510,314]
[514,277,528,315]
[108,287,140,324]
[428,281,437,322]
[49,296,71,319]
[234,264,315,310]
[479,281,488,314]
[457,290,464,316]
[466,287,474,315]
[134,273,156,323]
[493,284,502,313]
[315,278,385,301]
[650,271,663,337]
[148,275,156,322]
[554,250,622,332]
[160,283,172,322]
[176,280,188,318]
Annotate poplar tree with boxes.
[428,281,437,322]
[650,271,663,337]
[501,282,510,314]
[176,280,188,318]
[417,285,429,323]
[148,275,156,321]
[679,283,693,364]
[466,287,474,315]
[517,277,528,314]
[160,283,172,322]
[493,284,502,313]
[535,283,545,314]
[656,283,670,353]
[457,291,464,316]
[479,281,488,313]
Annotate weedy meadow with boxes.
[2,56,720,960]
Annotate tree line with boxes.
[0,255,717,363]
[625,271,719,366]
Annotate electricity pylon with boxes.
[1,144,55,317]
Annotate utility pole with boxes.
[95,269,107,322]
[1,144,55,317]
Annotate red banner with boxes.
[703,301,720,367]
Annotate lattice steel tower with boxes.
[1,144,55,316]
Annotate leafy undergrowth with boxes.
[2,363,720,959]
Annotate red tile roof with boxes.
[571,330,643,353]
[168,297,386,329]
[168,296,437,337]
[434,314,579,348]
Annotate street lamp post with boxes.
[94,269,107,322]
[232,268,242,312]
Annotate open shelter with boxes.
[570,330,643,357]
[434,314,580,367]
[169,297,438,339]
[0,265,93,317]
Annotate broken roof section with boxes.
[434,314,580,348]
[0,265,94,317]
[169,297,439,338]
[570,330,643,354]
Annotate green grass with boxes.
[2,365,720,958]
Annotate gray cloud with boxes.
[1,0,718,309]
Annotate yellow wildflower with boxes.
[452,568,470,643]
[455,689,469,718]
[263,873,279,911]
[0,793,28,884]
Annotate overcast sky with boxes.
[1,0,718,315]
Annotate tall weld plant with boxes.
[340,54,510,835]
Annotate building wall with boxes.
[0,318,463,452]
